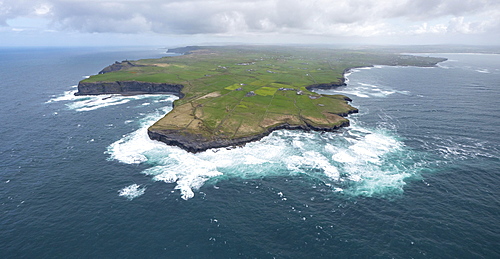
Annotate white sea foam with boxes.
[45,88,79,103]
[330,79,411,99]
[46,87,175,112]
[475,69,490,74]
[142,151,223,200]
[118,184,146,200]
[106,105,174,164]
[359,83,379,89]
[326,125,414,196]
[69,97,132,111]
[424,136,499,160]
[106,103,417,199]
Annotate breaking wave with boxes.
[106,105,424,200]
[118,184,146,200]
[46,86,176,112]
[334,67,410,98]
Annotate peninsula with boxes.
[77,46,446,152]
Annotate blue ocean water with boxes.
[1,47,499,258]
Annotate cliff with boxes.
[75,81,185,97]
[148,109,355,153]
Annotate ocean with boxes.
[1,47,499,258]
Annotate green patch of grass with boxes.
[225,83,244,90]
[254,86,278,96]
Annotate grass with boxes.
[255,87,278,96]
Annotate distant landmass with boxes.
[76,45,446,152]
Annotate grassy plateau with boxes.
[80,46,446,151]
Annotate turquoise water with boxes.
[1,48,499,258]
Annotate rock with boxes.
[147,119,352,153]
[75,81,185,98]
[98,60,141,74]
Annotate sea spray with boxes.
[105,103,423,200]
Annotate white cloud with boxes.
[0,0,499,44]
[411,22,447,35]
[34,4,51,15]
[408,13,499,37]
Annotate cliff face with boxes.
[75,81,185,98]
[305,80,346,91]
[148,118,353,153]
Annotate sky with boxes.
[1,0,500,47]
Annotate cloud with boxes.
[1,0,499,39]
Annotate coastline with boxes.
[147,100,357,153]
[75,46,446,153]
[76,73,357,153]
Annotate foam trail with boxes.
[106,105,175,164]
[329,76,410,98]
[46,87,79,103]
[475,69,490,74]
[47,87,176,112]
[326,125,415,196]
[142,151,223,200]
[118,184,146,200]
[423,135,500,161]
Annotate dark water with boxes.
[1,48,499,258]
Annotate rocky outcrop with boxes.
[305,80,346,91]
[304,68,364,91]
[98,60,142,74]
[148,119,352,153]
[75,81,185,98]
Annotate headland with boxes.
[77,46,446,152]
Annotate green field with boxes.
[81,46,446,150]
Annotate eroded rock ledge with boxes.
[75,81,185,98]
[148,110,356,153]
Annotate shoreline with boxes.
[147,103,357,153]
[76,77,357,153]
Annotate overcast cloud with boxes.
[1,0,499,46]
